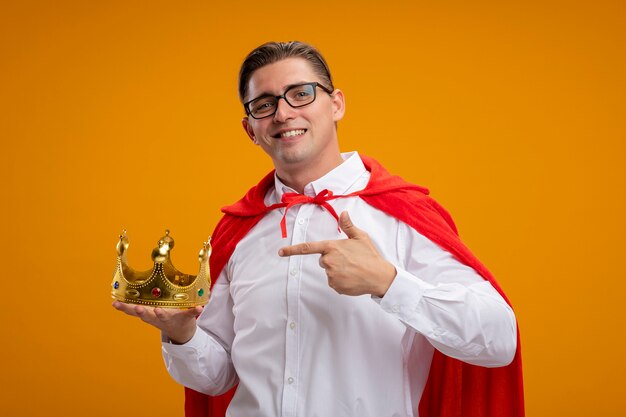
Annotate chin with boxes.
[276,146,313,165]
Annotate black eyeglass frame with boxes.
[244,82,334,119]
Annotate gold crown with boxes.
[111,230,211,308]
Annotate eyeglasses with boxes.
[244,82,333,119]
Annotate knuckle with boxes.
[328,280,342,294]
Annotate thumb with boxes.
[339,211,364,239]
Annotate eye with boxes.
[289,87,313,102]
[252,99,276,114]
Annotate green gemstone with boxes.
[198,288,205,297]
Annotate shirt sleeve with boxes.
[375,222,517,367]
[161,268,238,395]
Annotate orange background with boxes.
[2,1,625,416]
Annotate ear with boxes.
[242,117,258,144]
[330,89,346,122]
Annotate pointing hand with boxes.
[279,211,396,297]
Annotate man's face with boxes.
[242,58,345,176]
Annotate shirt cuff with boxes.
[377,267,430,320]
[161,327,206,352]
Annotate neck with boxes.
[275,153,344,194]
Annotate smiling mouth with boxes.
[273,129,307,139]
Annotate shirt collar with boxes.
[273,151,366,202]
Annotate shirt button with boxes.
[287,377,294,384]
[298,218,305,225]
[289,322,296,330]
[391,304,400,313]
[290,269,298,277]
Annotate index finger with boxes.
[279,241,331,257]
[112,300,146,317]
[154,305,204,320]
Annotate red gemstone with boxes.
[151,287,162,298]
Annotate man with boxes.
[114,41,524,417]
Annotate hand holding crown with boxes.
[112,300,202,344]
[111,230,212,343]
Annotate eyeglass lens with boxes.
[249,83,317,118]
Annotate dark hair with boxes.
[238,41,334,103]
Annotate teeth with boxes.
[280,129,305,138]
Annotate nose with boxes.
[273,97,296,123]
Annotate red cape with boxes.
[185,156,524,417]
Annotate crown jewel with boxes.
[111,230,211,308]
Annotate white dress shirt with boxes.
[162,152,517,417]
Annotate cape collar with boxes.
[222,155,429,218]
[274,152,366,202]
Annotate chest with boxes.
[226,198,404,325]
